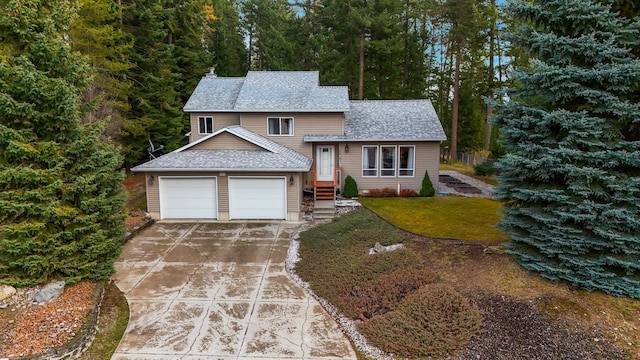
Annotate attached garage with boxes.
[228,177,286,220]
[159,177,217,219]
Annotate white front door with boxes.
[316,145,335,182]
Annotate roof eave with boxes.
[131,166,311,173]
[183,108,349,113]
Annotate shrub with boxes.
[364,187,397,197]
[343,175,358,197]
[399,189,418,197]
[419,170,435,197]
[358,283,482,358]
[473,161,495,176]
[345,267,438,319]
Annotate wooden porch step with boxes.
[315,186,335,200]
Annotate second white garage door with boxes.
[228,177,286,220]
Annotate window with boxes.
[267,117,294,135]
[198,116,213,134]
[380,146,396,176]
[399,146,415,177]
[362,146,378,176]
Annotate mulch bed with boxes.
[450,293,625,360]
[0,282,96,358]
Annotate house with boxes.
[131,71,446,221]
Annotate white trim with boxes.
[228,176,287,220]
[267,117,295,136]
[362,145,378,177]
[197,116,214,134]
[158,176,218,220]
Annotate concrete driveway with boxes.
[111,222,356,360]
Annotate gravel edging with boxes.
[438,170,495,198]
[285,225,394,360]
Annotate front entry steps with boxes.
[313,200,335,221]
[315,185,335,200]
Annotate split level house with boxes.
[131,70,447,221]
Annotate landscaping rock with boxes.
[33,280,65,303]
[369,242,404,254]
[0,284,16,301]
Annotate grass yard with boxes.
[359,196,508,245]
[295,208,640,360]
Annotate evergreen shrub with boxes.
[343,175,358,197]
[344,267,438,320]
[419,170,436,197]
[358,283,482,358]
[473,161,495,176]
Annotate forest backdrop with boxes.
[67,0,527,166]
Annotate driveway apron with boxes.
[111,222,356,360]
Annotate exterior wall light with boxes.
[345,143,349,153]
[289,175,294,185]
[148,174,155,186]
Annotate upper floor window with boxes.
[362,146,378,177]
[268,117,294,136]
[198,116,213,134]
[399,146,415,177]
[380,146,397,177]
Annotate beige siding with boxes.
[189,113,240,143]
[144,171,301,221]
[190,132,262,150]
[240,113,343,157]
[338,142,440,194]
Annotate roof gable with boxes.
[183,71,349,113]
[131,126,312,172]
[344,100,447,141]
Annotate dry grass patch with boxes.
[359,197,508,245]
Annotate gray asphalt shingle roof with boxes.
[304,100,447,142]
[131,126,312,172]
[184,71,349,112]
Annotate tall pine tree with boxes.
[493,0,640,298]
[0,0,126,286]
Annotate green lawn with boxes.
[359,196,509,245]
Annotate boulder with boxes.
[0,284,16,301]
[33,280,65,303]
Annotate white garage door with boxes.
[159,177,217,219]
[229,177,286,220]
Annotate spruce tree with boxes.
[493,0,640,297]
[0,0,126,286]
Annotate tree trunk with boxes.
[451,48,460,161]
[359,26,365,100]
[484,2,495,151]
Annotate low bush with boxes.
[358,283,482,358]
[343,175,358,197]
[399,189,418,197]
[473,161,496,176]
[363,187,397,197]
[344,267,438,320]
